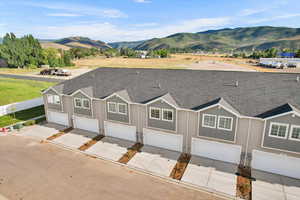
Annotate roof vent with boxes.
[153,81,162,89]
[136,71,140,75]
[235,80,239,87]
[223,80,239,87]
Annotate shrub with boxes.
[23,120,36,126]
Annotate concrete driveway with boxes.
[128,145,181,177]
[0,135,227,200]
[85,137,135,161]
[181,156,238,197]
[252,169,300,200]
[18,123,65,140]
[52,129,95,149]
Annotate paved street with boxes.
[0,134,226,200]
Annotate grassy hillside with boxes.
[54,36,112,49]
[109,40,146,49]
[134,26,300,51]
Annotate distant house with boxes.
[0,59,8,68]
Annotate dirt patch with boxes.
[78,135,104,151]
[170,153,191,180]
[118,143,143,164]
[46,127,73,141]
[236,166,252,200]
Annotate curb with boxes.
[40,138,241,200]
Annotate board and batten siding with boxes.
[106,95,130,124]
[147,100,176,132]
[44,89,62,111]
[263,113,300,154]
[198,106,237,142]
[73,92,92,116]
[93,99,105,134]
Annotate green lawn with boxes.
[0,105,45,127]
[0,77,55,106]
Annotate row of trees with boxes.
[0,33,74,68]
[229,48,300,59]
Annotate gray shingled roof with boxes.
[53,67,300,117]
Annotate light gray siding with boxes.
[93,100,105,134]
[198,106,237,142]
[263,114,300,153]
[106,95,129,124]
[147,100,176,132]
[73,92,92,116]
[44,89,62,111]
[62,95,74,126]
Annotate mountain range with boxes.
[2,26,300,51]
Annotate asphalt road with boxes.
[0,74,62,83]
[0,135,226,200]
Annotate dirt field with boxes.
[0,135,226,200]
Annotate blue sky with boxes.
[0,0,300,42]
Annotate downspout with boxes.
[137,105,140,143]
[243,119,252,167]
[186,111,190,153]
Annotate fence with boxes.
[0,97,44,117]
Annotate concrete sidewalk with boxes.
[85,137,135,161]
[128,145,180,177]
[252,170,300,200]
[182,156,238,197]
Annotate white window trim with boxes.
[47,94,60,105]
[268,122,289,139]
[107,102,117,113]
[118,103,127,115]
[74,98,82,108]
[162,108,174,122]
[289,124,300,141]
[82,98,90,109]
[202,114,217,129]
[149,107,161,120]
[74,98,90,110]
[217,116,233,131]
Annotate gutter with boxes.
[243,119,252,166]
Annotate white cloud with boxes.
[26,17,231,42]
[133,22,158,27]
[23,2,127,18]
[133,0,151,3]
[239,8,268,16]
[249,13,300,24]
[47,13,82,17]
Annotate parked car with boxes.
[40,68,71,76]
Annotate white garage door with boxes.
[47,111,69,126]
[104,121,136,142]
[73,115,99,133]
[252,150,300,179]
[191,138,241,164]
[143,128,183,152]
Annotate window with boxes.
[82,99,90,109]
[108,102,117,113]
[269,122,288,139]
[218,116,233,131]
[289,125,300,141]
[74,98,82,108]
[202,114,216,128]
[47,94,60,104]
[118,103,127,115]
[74,98,90,109]
[162,109,173,121]
[150,107,160,120]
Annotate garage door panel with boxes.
[252,150,300,179]
[48,111,69,126]
[143,128,183,152]
[104,121,136,142]
[73,115,99,133]
[191,138,241,164]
